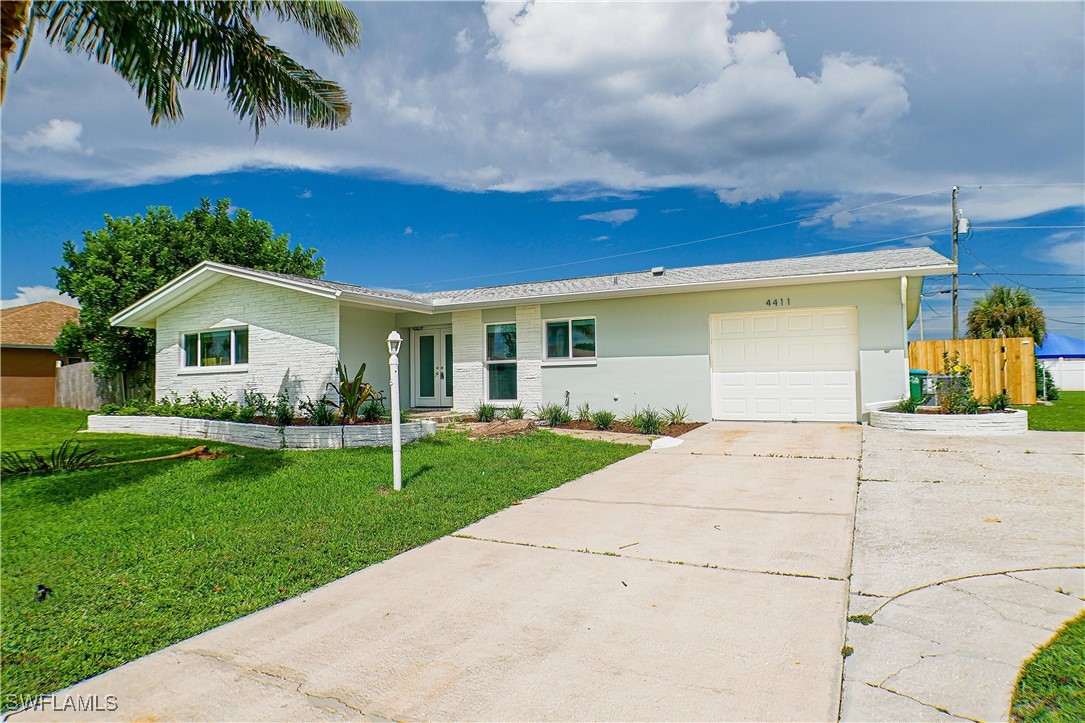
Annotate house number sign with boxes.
[765,297,791,307]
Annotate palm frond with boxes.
[14,1,360,134]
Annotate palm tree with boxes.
[966,285,1047,345]
[1,1,360,136]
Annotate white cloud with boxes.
[403,226,414,235]
[1,286,80,309]
[579,209,638,226]
[298,189,312,199]
[454,28,473,55]
[6,118,87,153]
[592,235,611,242]
[1040,232,1085,270]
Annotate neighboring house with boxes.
[0,301,81,408]
[110,248,954,423]
[1035,332,1085,392]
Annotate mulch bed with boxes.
[249,416,390,426]
[554,420,705,436]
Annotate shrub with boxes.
[242,389,272,416]
[663,404,689,426]
[398,408,413,423]
[272,393,295,426]
[473,402,498,422]
[299,396,338,426]
[2,440,113,476]
[896,395,919,414]
[99,403,121,416]
[327,361,379,423]
[236,405,258,423]
[357,399,385,423]
[936,352,980,415]
[1035,360,1060,401]
[630,406,664,435]
[986,391,1012,411]
[506,404,526,420]
[591,409,616,430]
[575,402,592,422]
[536,402,571,427]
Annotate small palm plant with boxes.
[327,362,378,424]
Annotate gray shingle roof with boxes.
[212,247,951,309]
[419,247,952,305]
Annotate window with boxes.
[485,323,517,400]
[545,318,596,360]
[181,327,249,368]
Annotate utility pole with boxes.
[951,186,959,339]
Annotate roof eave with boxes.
[432,263,957,310]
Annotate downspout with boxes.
[901,276,910,389]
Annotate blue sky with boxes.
[2,1,1083,340]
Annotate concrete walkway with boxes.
[15,423,863,722]
[842,427,1085,722]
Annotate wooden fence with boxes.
[908,338,1037,405]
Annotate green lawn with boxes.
[1016,391,1085,432]
[1011,612,1085,722]
[1,409,641,702]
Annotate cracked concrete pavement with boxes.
[841,427,1085,722]
[10,422,1081,722]
[11,422,862,722]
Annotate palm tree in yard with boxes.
[0,1,360,135]
[966,285,1047,345]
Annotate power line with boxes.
[971,226,1085,230]
[406,187,954,287]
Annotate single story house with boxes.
[1,300,81,408]
[110,247,954,423]
[1035,332,1085,392]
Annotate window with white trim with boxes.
[545,318,596,360]
[181,327,249,368]
[485,323,517,400]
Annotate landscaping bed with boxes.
[554,419,705,437]
[1,408,642,703]
[869,407,1027,434]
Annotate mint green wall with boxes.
[537,277,917,421]
[339,304,397,401]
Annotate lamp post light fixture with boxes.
[386,330,403,491]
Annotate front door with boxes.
[412,327,453,407]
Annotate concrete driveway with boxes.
[16,422,862,722]
[842,427,1085,722]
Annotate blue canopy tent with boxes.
[1035,333,1085,359]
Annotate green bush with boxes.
[575,402,592,422]
[1036,360,1060,401]
[896,395,919,414]
[473,403,498,422]
[299,397,338,426]
[272,393,295,426]
[536,402,571,427]
[356,399,385,423]
[591,409,616,430]
[663,404,689,426]
[630,406,663,435]
[986,391,1012,411]
[936,352,980,415]
[506,404,526,420]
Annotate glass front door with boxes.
[412,327,453,407]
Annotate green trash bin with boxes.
[909,369,929,402]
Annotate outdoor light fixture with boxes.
[387,331,403,490]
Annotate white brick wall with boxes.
[868,408,1028,435]
[155,276,339,405]
[516,304,542,411]
[451,309,483,412]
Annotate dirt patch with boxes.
[469,419,537,439]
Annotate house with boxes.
[110,247,955,423]
[1035,332,1085,392]
[1,300,81,408]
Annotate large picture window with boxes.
[181,327,248,368]
[545,318,596,360]
[485,323,517,400]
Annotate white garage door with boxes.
[709,307,859,422]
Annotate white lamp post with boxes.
[387,331,403,491]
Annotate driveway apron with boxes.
[14,423,861,722]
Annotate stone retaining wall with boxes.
[86,415,438,450]
[868,408,1028,435]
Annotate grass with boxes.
[1010,612,1085,722]
[1,408,641,703]
[1016,391,1085,432]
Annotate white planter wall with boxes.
[87,415,438,450]
[868,408,1028,435]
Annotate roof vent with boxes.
[651,266,665,276]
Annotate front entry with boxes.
[411,327,453,407]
